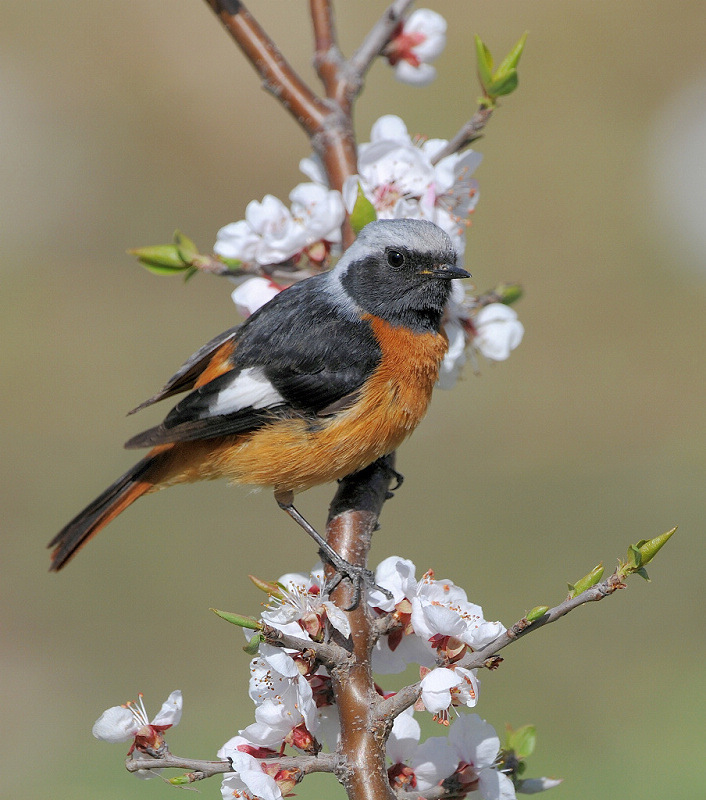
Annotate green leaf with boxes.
[243,632,265,655]
[210,608,262,630]
[635,526,677,566]
[507,724,537,759]
[174,229,198,264]
[496,32,528,76]
[487,69,519,97]
[249,574,284,598]
[128,244,189,275]
[568,563,604,598]
[495,283,523,305]
[350,183,377,234]
[627,544,643,569]
[474,35,494,91]
[218,255,243,270]
[526,605,549,622]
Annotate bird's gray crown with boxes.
[326,219,462,333]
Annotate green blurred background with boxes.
[2,1,704,797]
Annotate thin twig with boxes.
[310,0,343,97]
[261,623,352,669]
[377,571,629,723]
[126,751,337,779]
[203,0,328,134]
[347,0,415,82]
[429,105,495,165]
[462,571,626,671]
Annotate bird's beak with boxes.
[427,263,471,280]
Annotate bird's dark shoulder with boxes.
[232,275,382,412]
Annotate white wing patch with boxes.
[207,367,285,416]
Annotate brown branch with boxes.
[429,105,495,165]
[347,0,415,83]
[126,751,336,781]
[462,572,627,670]
[261,622,351,669]
[310,0,343,98]
[203,0,328,135]
[324,456,399,800]
[376,682,422,723]
[377,571,630,723]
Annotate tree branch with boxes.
[310,0,343,98]
[462,571,628,670]
[261,623,352,669]
[347,0,414,83]
[203,0,328,135]
[377,571,631,723]
[126,751,337,781]
[324,456,399,800]
[429,105,495,165]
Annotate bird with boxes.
[49,219,469,582]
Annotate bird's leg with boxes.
[379,462,404,497]
[274,489,389,609]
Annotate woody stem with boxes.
[324,456,398,800]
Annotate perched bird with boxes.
[49,219,468,578]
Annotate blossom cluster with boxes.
[217,109,523,385]
[215,558,554,800]
[92,559,560,799]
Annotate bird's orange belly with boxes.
[218,318,449,493]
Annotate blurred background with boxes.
[2,1,704,798]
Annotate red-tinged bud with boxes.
[428,634,468,663]
[385,26,427,66]
[298,610,324,642]
[285,722,317,754]
[308,673,335,708]
[132,724,167,755]
[304,240,330,264]
[273,767,300,797]
[388,762,418,790]
[236,742,280,760]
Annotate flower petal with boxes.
[92,705,138,743]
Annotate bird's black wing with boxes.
[127,325,242,415]
[125,277,381,449]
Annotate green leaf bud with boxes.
[350,183,377,234]
[567,564,604,598]
[210,608,262,630]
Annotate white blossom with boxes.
[214,183,344,267]
[411,570,506,651]
[474,303,525,361]
[260,566,351,640]
[369,557,505,675]
[419,667,464,713]
[439,283,525,389]
[328,115,480,260]
[447,714,517,800]
[92,690,182,744]
[219,749,282,800]
[231,277,282,318]
[385,9,448,86]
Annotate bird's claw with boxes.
[321,550,393,611]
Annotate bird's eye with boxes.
[386,249,405,269]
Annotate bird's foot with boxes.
[320,549,392,610]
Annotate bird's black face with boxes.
[340,220,467,333]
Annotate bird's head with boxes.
[331,219,469,332]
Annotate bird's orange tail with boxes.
[48,455,160,571]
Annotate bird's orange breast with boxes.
[210,315,449,493]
